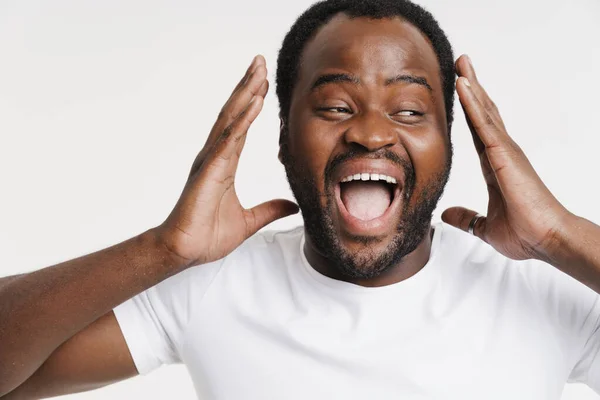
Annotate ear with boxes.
[278,117,286,164]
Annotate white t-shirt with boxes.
[113,222,600,400]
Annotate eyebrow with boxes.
[310,73,360,91]
[385,74,432,92]
[310,73,433,92]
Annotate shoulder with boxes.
[217,225,305,276]
[435,220,583,289]
[434,221,511,271]
[258,225,305,253]
[435,221,599,330]
[173,226,304,282]
[237,225,304,254]
[145,226,305,314]
[438,220,594,292]
[216,226,305,265]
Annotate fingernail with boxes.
[463,78,471,87]
[465,54,472,67]
[249,95,257,103]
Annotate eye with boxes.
[395,110,422,117]
[391,109,425,124]
[315,106,353,121]
[318,107,352,114]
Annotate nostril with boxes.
[344,128,398,152]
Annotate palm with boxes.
[157,56,298,267]
[442,55,569,261]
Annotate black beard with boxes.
[281,141,452,280]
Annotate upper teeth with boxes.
[340,173,397,184]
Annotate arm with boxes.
[542,215,600,295]
[441,55,600,293]
[2,312,136,400]
[0,231,180,397]
[0,55,297,397]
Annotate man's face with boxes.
[280,14,452,279]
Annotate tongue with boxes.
[340,181,391,221]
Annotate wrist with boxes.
[534,210,580,268]
[144,227,194,272]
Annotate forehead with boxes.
[297,14,441,89]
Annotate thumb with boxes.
[441,206,487,241]
[244,199,300,237]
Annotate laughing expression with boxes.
[280,14,452,284]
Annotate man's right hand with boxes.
[0,56,298,398]
[155,55,299,267]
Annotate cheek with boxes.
[288,115,340,190]
[405,127,449,189]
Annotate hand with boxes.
[441,55,572,261]
[155,55,299,267]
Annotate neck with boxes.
[303,226,435,288]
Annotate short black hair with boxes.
[276,0,456,132]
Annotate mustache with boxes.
[325,147,415,191]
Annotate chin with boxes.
[327,227,411,280]
[281,142,452,281]
[337,228,393,256]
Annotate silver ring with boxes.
[468,214,484,235]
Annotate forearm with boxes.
[0,274,24,290]
[542,213,600,294]
[0,228,184,396]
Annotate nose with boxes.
[343,111,398,152]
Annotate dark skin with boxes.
[285,15,450,286]
[2,14,600,399]
[0,54,292,398]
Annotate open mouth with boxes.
[334,172,403,235]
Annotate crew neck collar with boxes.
[299,222,444,295]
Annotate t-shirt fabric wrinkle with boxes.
[113,222,600,400]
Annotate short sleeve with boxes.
[113,259,224,375]
[515,258,600,392]
[521,258,600,393]
[567,293,600,391]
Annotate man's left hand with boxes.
[441,54,573,261]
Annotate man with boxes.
[1,0,599,399]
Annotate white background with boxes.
[1,0,599,398]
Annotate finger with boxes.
[213,95,264,168]
[232,80,269,156]
[188,61,267,177]
[456,77,506,149]
[441,207,487,242]
[459,99,500,192]
[210,62,267,146]
[457,76,526,176]
[257,79,269,99]
[456,55,505,130]
[460,101,486,156]
[231,55,261,95]
[196,96,264,182]
[244,199,300,237]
